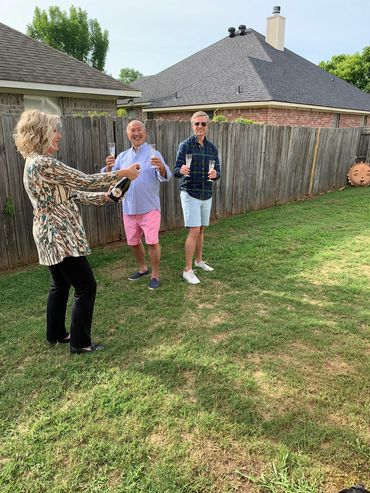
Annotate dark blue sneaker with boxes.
[128,269,150,281]
[148,278,160,290]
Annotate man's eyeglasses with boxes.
[193,122,207,127]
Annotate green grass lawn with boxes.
[0,187,369,493]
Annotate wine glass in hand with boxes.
[108,142,115,157]
[185,154,192,177]
[106,143,116,172]
[149,144,157,168]
[208,160,215,181]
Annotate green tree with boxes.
[88,18,109,72]
[27,5,109,72]
[118,67,143,85]
[319,46,370,93]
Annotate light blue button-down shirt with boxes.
[102,142,172,215]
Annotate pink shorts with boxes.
[123,210,161,246]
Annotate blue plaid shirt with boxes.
[174,134,220,200]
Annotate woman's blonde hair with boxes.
[14,110,61,158]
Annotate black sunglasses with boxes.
[193,122,207,127]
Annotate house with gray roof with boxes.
[124,8,370,128]
[0,22,141,117]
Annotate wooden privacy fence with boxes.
[357,126,370,162]
[0,115,366,270]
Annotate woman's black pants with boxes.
[47,256,97,348]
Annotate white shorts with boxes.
[180,191,212,227]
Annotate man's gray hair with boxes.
[127,119,146,131]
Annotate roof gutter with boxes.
[0,80,142,98]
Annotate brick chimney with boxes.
[266,6,285,51]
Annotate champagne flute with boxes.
[149,143,157,168]
[208,160,215,181]
[185,154,192,177]
[107,142,116,172]
[108,142,115,157]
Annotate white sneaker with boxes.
[183,270,200,284]
[194,260,214,272]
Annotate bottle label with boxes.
[111,187,122,198]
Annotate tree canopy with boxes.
[27,6,109,72]
[118,67,143,85]
[319,46,370,93]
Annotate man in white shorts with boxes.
[174,111,221,284]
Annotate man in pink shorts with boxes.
[103,121,172,289]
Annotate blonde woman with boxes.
[14,110,140,354]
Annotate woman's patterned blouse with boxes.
[23,154,119,266]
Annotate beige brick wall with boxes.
[267,108,334,127]
[150,107,367,128]
[0,93,119,117]
[1,94,366,127]
[213,107,354,127]
[61,98,117,116]
[338,114,364,128]
[0,93,24,115]
[219,107,269,123]
[150,111,194,121]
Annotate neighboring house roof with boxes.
[131,29,370,112]
[0,22,141,99]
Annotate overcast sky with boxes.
[2,0,369,79]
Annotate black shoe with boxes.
[128,269,150,281]
[70,343,104,354]
[48,334,70,345]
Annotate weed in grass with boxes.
[244,452,322,493]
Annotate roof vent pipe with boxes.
[266,6,285,51]
[239,25,247,35]
[228,27,236,38]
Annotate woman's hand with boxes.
[117,163,140,180]
[104,192,114,203]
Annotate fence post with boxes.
[308,127,321,196]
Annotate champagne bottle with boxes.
[108,177,131,202]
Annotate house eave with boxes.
[0,80,142,99]
[142,100,370,115]
[117,99,151,108]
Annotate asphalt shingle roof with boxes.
[132,29,370,112]
[0,22,134,94]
